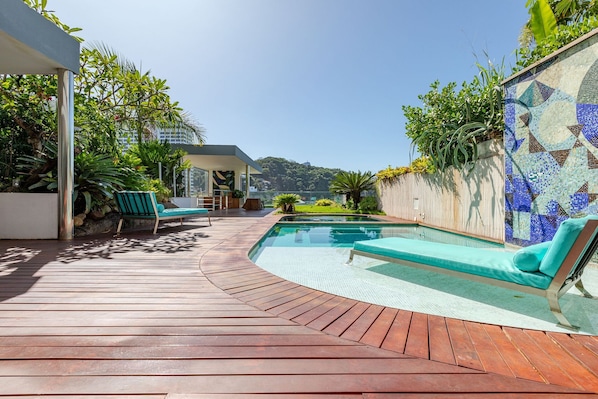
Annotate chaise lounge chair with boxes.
[347,215,598,330]
[114,191,211,234]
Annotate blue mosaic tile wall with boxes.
[504,34,598,246]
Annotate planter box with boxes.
[0,193,58,239]
[229,197,242,209]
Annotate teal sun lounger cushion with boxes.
[513,241,552,272]
[352,237,553,289]
[539,215,598,278]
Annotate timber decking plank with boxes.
[359,307,399,348]
[445,319,483,371]
[380,309,412,353]
[290,295,347,326]
[428,315,456,365]
[404,312,429,359]
[504,328,578,388]
[0,373,582,395]
[340,304,385,342]
[463,322,514,377]
[306,298,359,331]
[278,292,337,321]
[267,290,327,316]
[482,324,542,382]
[323,302,370,337]
[527,330,598,391]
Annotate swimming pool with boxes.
[250,223,503,261]
[278,214,383,222]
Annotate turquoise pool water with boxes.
[278,214,383,222]
[250,223,503,261]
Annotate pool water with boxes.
[250,224,503,261]
[279,214,382,222]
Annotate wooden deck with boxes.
[0,211,597,397]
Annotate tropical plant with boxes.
[77,44,206,146]
[358,196,378,213]
[329,171,376,210]
[516,0,598,69]
[403,59,505,172]
[126,140,191,196]
[73,152,125,214]
[273,193,301,213]
[144,179,171,202]
[231,189,245,198]
[17,141,127,215]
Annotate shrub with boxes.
[315,198,335,207]
[410,156,436,174]
[358,196,378,213]
[376,166,411,182]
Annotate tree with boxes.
[77,44,206,146]
[329,171,376,210]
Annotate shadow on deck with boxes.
[0,213,596,396]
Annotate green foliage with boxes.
[294,204,349,213]
[315,198,336,206]
[329,171,376,210]
[16,141,126,215]
[273,193,301,213]
[144,179,171,202]
[409,156,436,174]
[403,60,504,172]
[376,166,411,181]
[231,189,245,198]
[516,17,598,69]
[73,152,125,214]
[23,0,84,41]
[256,157,343,191]
[530,0,559,42]
[517,0,598,69]
[126,140,191,196]
[358,196,378,213]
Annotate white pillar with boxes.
[208,170,214,196]
[245,164,250,199]
[57,69,74,240]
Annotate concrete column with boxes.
[57,69,74,240]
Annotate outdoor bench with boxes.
[347,215,598,330]
[114,190,211,235]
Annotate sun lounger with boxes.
[114,191,211,234]
[347,215,598,330]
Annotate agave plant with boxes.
[17,141,127,215]
[73,152,126,214]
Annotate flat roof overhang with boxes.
[0,1,80,74]
[175,144,263,175]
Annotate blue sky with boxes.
[52,0,529,172]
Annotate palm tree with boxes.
[329,171,376,210]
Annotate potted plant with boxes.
[273,193,301,213]
[230,189,245,208]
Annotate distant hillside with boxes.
[254,157,343,191]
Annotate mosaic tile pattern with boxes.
[504,34,598,246]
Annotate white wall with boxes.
[0,193,58,239]
[378,140,505,242]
